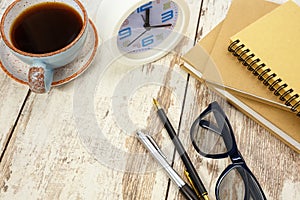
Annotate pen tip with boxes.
[203,195,210,200]
[152,98,159,109]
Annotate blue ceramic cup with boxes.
[1,0,88,93]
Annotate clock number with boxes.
[142,35,154,47]
[137,2,152,13]
[119,27,132,40]
[161,10,174,23]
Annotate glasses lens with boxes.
[191,110,233,155]
[217,165,265,200]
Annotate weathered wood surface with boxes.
[0,0,30,162]
[0,0,299,199]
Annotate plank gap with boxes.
[193,0,205,45]
[0,90,31,163]
[164,0,204,198]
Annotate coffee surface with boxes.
[11,2,83,54]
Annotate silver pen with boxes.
[136,131,200,200]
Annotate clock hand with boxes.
[141,9,150,26]
[146,24,172,28]
[127,29,148,47]
[145,9,150,26]
[143,9,172,29]
[141,14,146,23]
[128,10,171,48]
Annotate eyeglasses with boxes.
[190,101,266,200]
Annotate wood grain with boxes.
[0,76,28,157]
[0,0,299,199]
[0,0,30,158]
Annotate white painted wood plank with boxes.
[0,0,30,158]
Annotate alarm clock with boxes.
[96,0,190,65]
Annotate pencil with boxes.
[153,99,209,200]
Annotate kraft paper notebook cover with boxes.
[228,1,300,116]
[181,0,300,153]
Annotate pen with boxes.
[136,131,200,200]
[153,99,209,200]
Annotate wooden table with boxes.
[0,0,299,199]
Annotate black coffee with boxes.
[11,2,83,54]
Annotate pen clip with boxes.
[145,134,167,159]
[184,170,201,198]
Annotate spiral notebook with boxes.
[228,1,300,116]
[181,0,300,153]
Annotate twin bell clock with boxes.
[97,0,190,65]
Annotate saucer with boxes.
[0,19,99,87]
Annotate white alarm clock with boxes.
[96,0,190,65]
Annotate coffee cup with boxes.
[0,0,88,93]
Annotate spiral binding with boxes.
[228,39,300,117]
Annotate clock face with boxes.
[117,0,179,54]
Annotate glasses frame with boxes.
[190,101,267,200]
